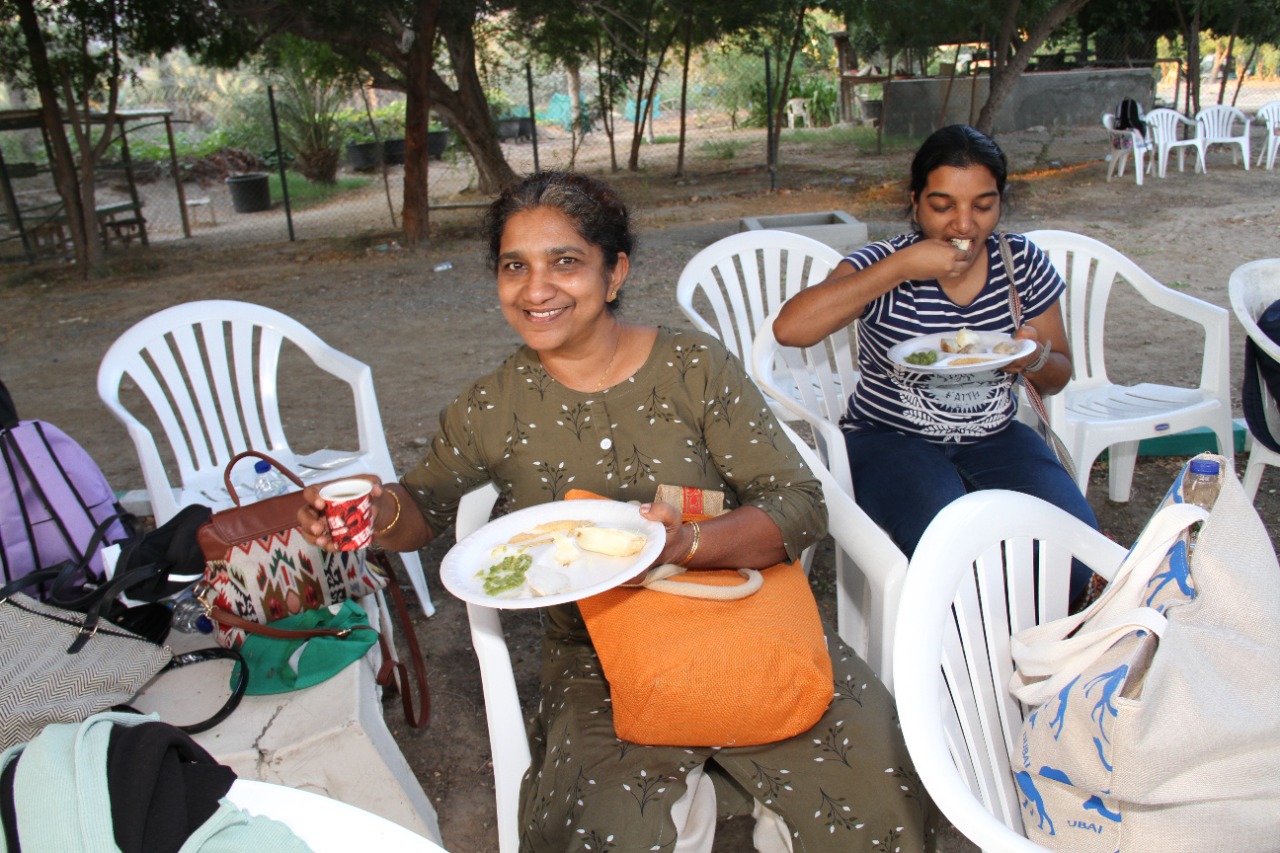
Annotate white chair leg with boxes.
[751,799,794,853]
[672,764,717,853]
[1107,440,1140,503]
[400,551,436,617]
[1242,452,1266,501]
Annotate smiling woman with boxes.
[295,170,936,852]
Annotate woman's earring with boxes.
[607,291,617,302]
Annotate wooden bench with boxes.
[96,200,147,248]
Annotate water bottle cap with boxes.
[254,460,272,474]
[1188,458,1220,476]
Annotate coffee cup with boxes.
[319,479,374,551]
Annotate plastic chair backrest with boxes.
[1024,230,1233,501]
[97,299,435,614]
[1228,259,1280,497]
[893,490,1127,852]
[1258,101,1280,169]
[677,230,844,369]
[1195,104,1248,142]
[1144,107,1196,142]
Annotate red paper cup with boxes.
[320,479,374,551]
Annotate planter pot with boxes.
[496,118,533,142]
[426,130,450,160]
[859,99,883,122]
[739,211,869,256]
[382,138,406,165]
[346,141,381,172]
[225,172,271,214]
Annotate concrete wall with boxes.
[882,68,1155,137]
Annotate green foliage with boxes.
[339,100,408,144]
[698,138,742,159]
[267,171,370,211]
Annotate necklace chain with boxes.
[594,330,622,391]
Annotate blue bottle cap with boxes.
[254,460,271,474]
[1188,458,1220,476]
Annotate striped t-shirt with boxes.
[839,232,1064,445]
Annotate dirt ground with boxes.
[3,124,1279,852]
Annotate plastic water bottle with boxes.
[1183,458,1221,511]
[1183,458,1220,553]
[433,261,453,272]
[253,459,289,501]
[171,587,213,634]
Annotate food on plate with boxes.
[904,349,939,366]
[510,519,594,544]
[477,552,533,596]
[526,567,570,597]
[939,328,987,354]
[552,533,583,566]
[949,356,997,366]
[575,526,648,557]
[992,340,1023,355]
[949,238,972,252]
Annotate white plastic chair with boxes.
[226,779,450,851]
[1026,230,1234,502]
[1255,100,1280,170]
[1228,258,1280,499]
[676,230,843,420]
[458,419,908,851]
[893,490,1128,853]
[1101,113,1147,185]
[96,299,435,616]
[785,97,811,129]
[1195,104,1251,170]
[1142,108,1205,177]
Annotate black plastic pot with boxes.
[382,138,406,165]
[225,172,271,214]
[346,141,381,171]
[426,130,450,160]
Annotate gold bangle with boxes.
[374,489,402,536]
[677,521,701,567]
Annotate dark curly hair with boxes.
[482,171,635,311]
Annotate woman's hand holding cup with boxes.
[298,474,384,552]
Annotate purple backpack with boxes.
[1,420,132,589]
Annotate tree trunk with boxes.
[770,7,807,160]
[567,65,582,135]
[401,14,435,247]
[675,11,693,178]
[975,0,1090,136]
[13,0,91,273]
[433,13,515,194]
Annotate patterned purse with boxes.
[195,451,388,649]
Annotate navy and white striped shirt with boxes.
[840,232,1064,445]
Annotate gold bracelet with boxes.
[677,521,701,567]
[374,489,402,536]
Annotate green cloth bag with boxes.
[234,600,377,695]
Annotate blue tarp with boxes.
[623,96,662,123]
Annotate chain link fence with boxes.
[3,34,1277,263]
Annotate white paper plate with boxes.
[440,500,666,609]
[887,331,1036,375]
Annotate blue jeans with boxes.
[845,420,1098,602]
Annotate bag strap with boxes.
[368,550,430,729]
[998,234,1078,482]
[1009,606,1167,705]
[222,450,306,507]
[158,647,249,734]
[622,563,763,600]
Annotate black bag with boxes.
[1242,298,1280,454]
[1115,97,1146,135]
[115,503,213,601]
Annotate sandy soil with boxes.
[3,124,1279,852]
